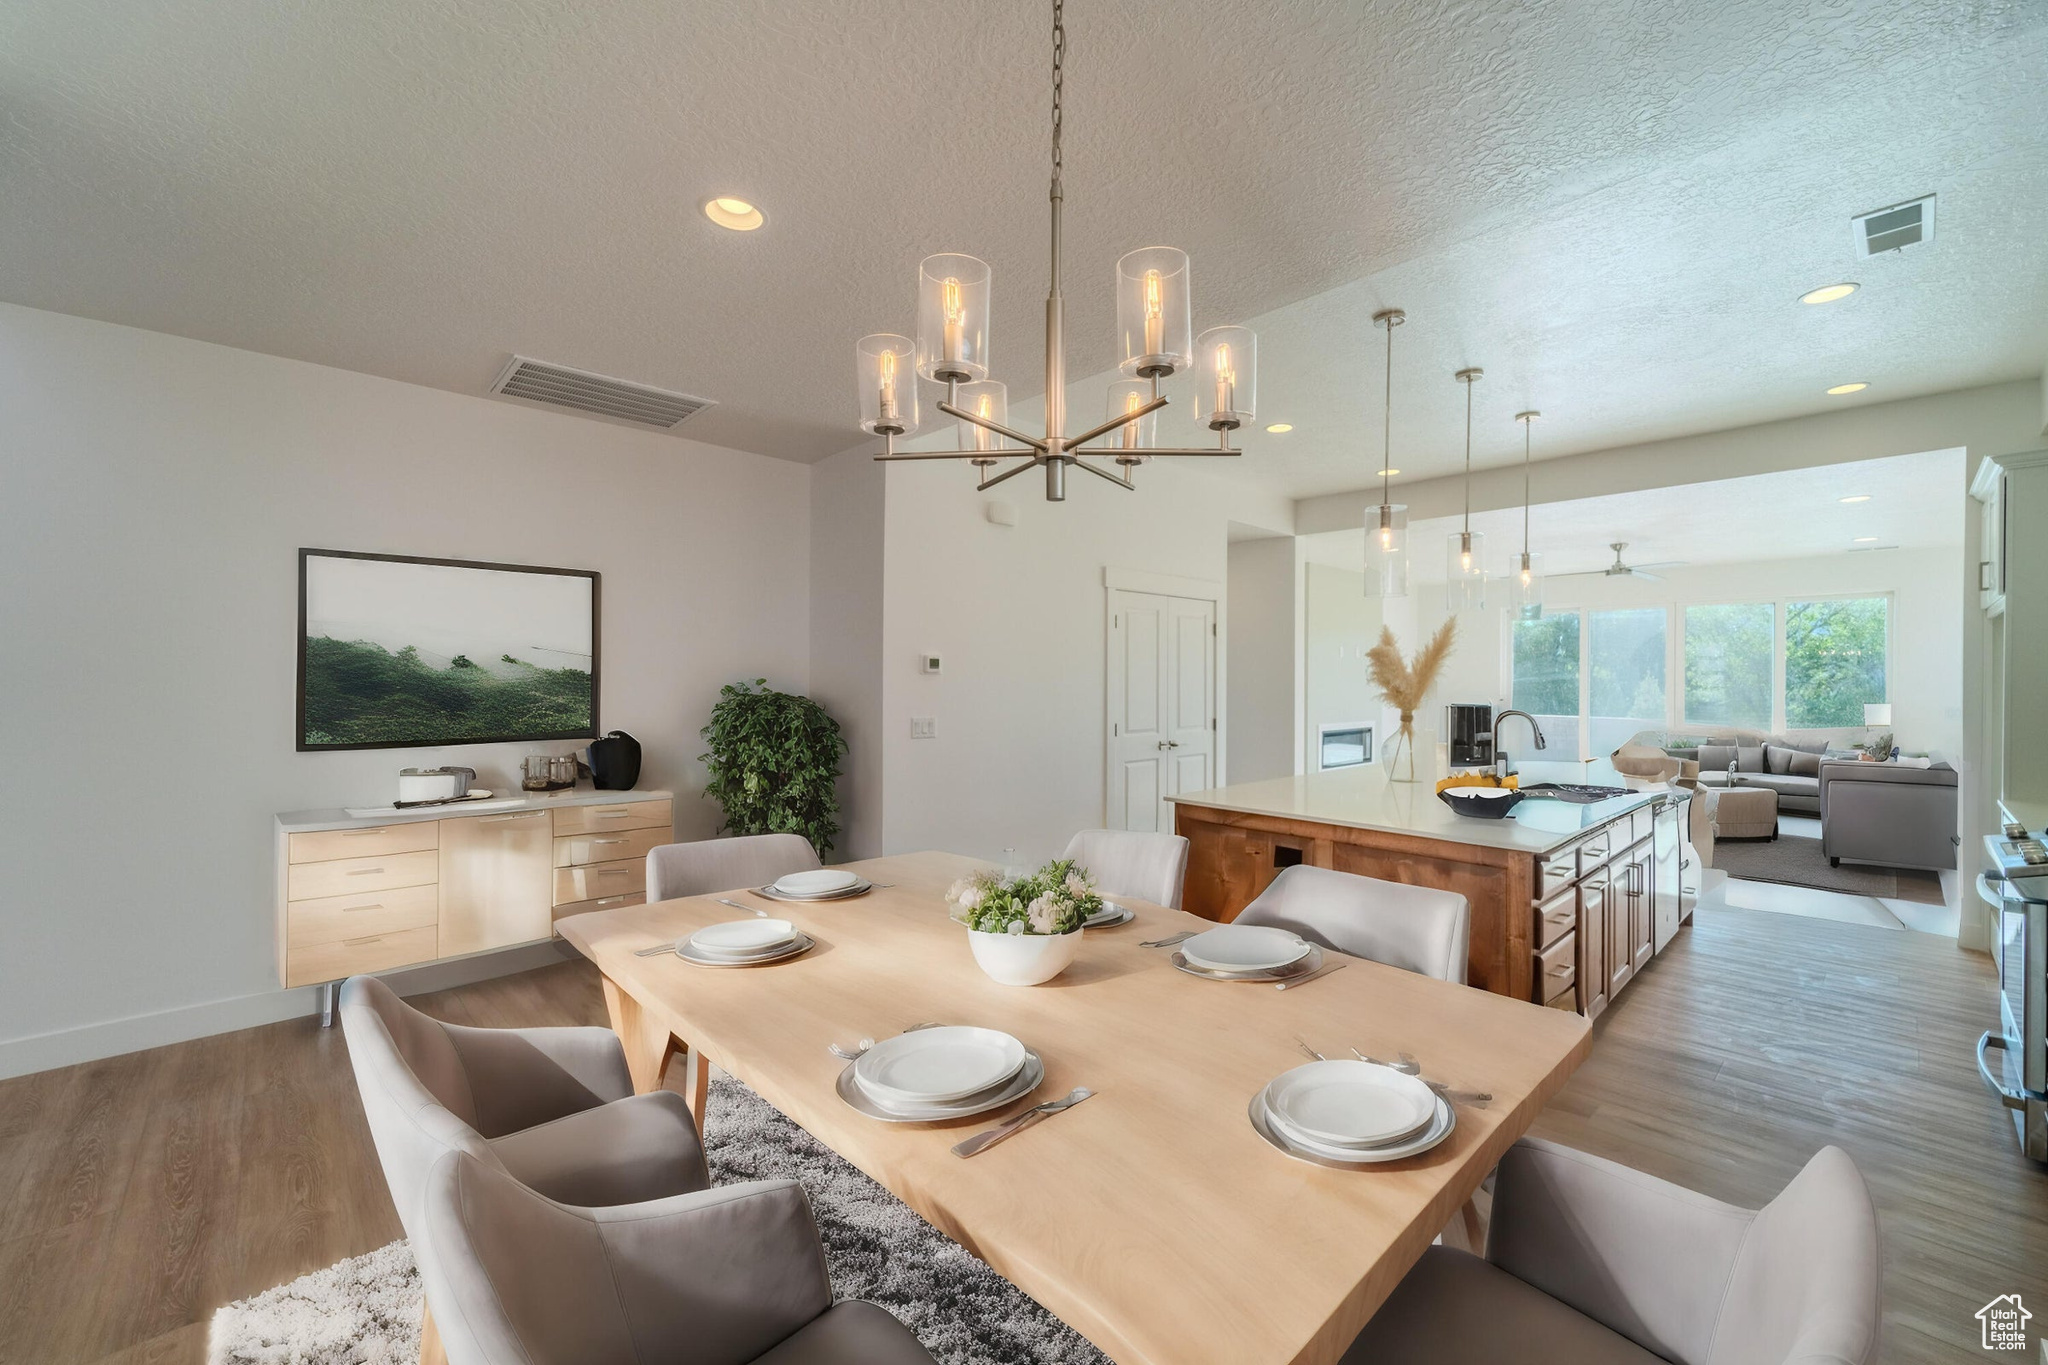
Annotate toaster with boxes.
[398,766,476,803]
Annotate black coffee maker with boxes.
[585,731,642,790]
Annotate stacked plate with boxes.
[1172,925,1322,982]
[676,918,814,967]
[755,869,874,902]
[1083,900,1133,929]
[1249,1061,1454,1167]
[837,1025,1044,1123]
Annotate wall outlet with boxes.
[921,654,942,674]
[910,716,937,739]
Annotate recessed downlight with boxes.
[1800,283,1859,305]
[1376,468,1400,477]
[1840,495,1871,504]
[703,197,765,231]
[1826,382,1869,396]
[1265,423,1293,433]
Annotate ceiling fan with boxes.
[1553,542,1686,583]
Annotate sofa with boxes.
[1686,737,1830,815]
[1819,760,1960,872]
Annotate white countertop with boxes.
[1169,764,1665,854]
[277,787,672,834]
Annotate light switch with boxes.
[910,716,937,739]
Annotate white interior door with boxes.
[1107,590,1217,832]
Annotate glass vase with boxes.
[1385,716,1420,783]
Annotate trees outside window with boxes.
[1683,602,1774,729]
[1587,608,1666,754]
[1785,597,1888,727]
[1511,611,1581,758]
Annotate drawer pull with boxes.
[590,837,628,845]
[343,935,385,947]
[596,810,632,818]
[346,867,386,876]
[1546,961,1573,977]
[596,867,631,876]
[344,828,392,836]
[342,903,383,913]
[597,895,632,906]
[483,811,547,823]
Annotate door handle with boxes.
[482,811,547,823]
[1154,740,1181,750]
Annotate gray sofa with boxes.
[1820,761,1960,872]
[1683,738,1833,815]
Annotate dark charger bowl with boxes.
[1437,786,1527,819]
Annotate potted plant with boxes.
[946,859,1101,986]
[699,679,848,856]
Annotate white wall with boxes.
[0,304,811,1075]
[807,447,887,860]
[1226,536,1299,783]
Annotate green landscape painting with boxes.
[300,551,597,749]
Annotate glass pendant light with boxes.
[1509,410,1544,620]
[1115,247,1193,378]
[915,254,991,383]
[1105,379,1158,466]
[955,380,1011,474]
[1364,309,1408,597]
[1196,325,1256,430]
[1446,367,1486,612]
[856,334,918,436]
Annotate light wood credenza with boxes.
[274,789,673,989]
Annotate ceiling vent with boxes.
[1852,196,1935,258]
[488,356,713,430]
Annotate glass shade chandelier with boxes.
[1446,367,1486,613]
[1364,309,1408,597]
[1508,410,1544,620]
[856,0,1252,501]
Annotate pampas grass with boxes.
[1367,619,1457,780]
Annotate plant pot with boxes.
[966,927,1083,986]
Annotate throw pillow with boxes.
[1698,744,1736,773]
[1786,751,1821,777]
[1765,745,1794,775]
[1736,745,1767,773]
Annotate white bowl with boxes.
[966,927,1082,986]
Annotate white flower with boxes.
[1065,872,1090,898]
[1027,895,1058,934]
[1006,919,1026,936]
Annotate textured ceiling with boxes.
[2,1,2043,475]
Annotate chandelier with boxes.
[854,0,1255,502]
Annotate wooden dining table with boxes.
[556,849,1591,1365]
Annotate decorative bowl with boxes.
[966,927,1083,986]
[1437,785,1527,819]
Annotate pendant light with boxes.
[1364,308,1408,597]
[1509,410,1544,620]
[1446,367,1486,612]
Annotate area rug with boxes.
[1713,833,1945,905]
[208,1074,1108,1365]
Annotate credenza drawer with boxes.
[553,824,668,869]
[552,800,672,838]
[286,925,437,988]
[554,858,645,905]
[1536,929,1577,1000]
[287,849,438,901]
[289,822,439,864]
[552,891,646,925]
[1535,887,1577,950]
[287,882,438,949]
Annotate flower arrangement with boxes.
[947,858,1102,936]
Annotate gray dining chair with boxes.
[1234,864,1469,983]
[1343,1138,1880,1365]
[339,975,710,1248]
[1061,829,1191,909]
[647,832,822,901]
[414,1148,937,1365]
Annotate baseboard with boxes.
[0,939,582,1081]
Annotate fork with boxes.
[1141,930,1197,949]
[1350,1047,1492,1105]
[717,898,770,917]
[828,1020,942,1061]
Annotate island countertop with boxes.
[1168,764,1661,856]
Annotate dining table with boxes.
[555,849,1592,1365]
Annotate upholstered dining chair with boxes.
[647,832,822,902]
[414,1149,937,1365]
[1343,1138,1880,1365]
[1061,829,1191,909]
[1234,864,1470,984]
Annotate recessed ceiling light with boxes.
[1265,423,1293,433]
[1376,468,1399,477]
[1826,382,1869,396]
[1853,536,1879,543]
[1840,495,1871,504]
[703,197,765,231]
[1799,283,1859,305]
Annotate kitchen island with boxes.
[1169,765,1694,1015]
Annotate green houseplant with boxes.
[699,679,848,856]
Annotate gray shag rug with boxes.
[1713,833,1945,905]
[209,1074,1108,1365]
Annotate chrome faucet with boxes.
[1490,709,1548,774]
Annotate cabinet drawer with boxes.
[289,822,438,864]
[1538,847,1580,895]
[553,800,671,838]
[288,882,438,950]
[1628,807,1654,846]
[287,849,438,901]
[1535,887,1577,950]
[554,824,668,869]
[554,858,646,905]
[1536,929,1577,1000]
[286,925,437,988]
[1576,834,1613,877]
[552,891,646,925]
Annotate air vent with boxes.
[488,356,713,429]
[1852,196,1934,258]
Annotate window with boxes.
[1511,611,1582,758]
[1785,597,1888,727]
[1587,608,1666,755]
[1683,602,1774,729]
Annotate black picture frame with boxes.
[296,548,601,752]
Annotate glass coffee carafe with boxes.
[522,753,577,792]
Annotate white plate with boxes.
[1083,902,1133,928]
[1179,925,1311,973]
[753,879,872,903]
[685,935,804,962]
[774,869,863,896]
[1263,1061,1438,1148]
[1248,1089,1455,1167]
[853,1025,1027,1106]
[838,1048,1044,1123]
[690,918,799,953]
[675,933,814,969]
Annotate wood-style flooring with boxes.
[1,907,2039,1364]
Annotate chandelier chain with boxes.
[1051,0,1065,193]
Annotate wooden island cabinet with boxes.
[1170,767,1692,1017]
